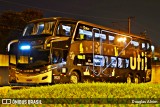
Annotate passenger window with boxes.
[105,56,109,67]
[76,26,93,40]
[141,42,146,50]
[93,55,105,67]
[118,58,125,68]
[75,24,106,41]
[52,49,66,64]
[125,59,129,68]
[94,32,106,41]
[131,40,139,49]
[147,43,150,50]
[57,22,75,36]
[110,57,117,68]
[140,40,151,50]
[109,35,115,44]
[101,31,109,43]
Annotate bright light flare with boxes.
[20,45,31,50]
[117,37,126,42]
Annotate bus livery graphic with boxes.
[130,52,147,71]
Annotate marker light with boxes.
[20,45,31,50]
[61,68,67,73]
[117,37,126,42]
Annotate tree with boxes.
[21,9,43,24]
[0,9,43,54]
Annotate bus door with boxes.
[92,28,105,76]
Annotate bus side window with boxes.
[79,29,85,40]
[100,33,107,42]
[94,30,106,42]
[52,50,66,64]
[118,58,125,68]
[93,55,105,67]
[125,59,129,68]
[101,32,109,44]
[57,22,75,37]
[140,40,151,51]
[147,43,151,50]
[105,56,109,67]
[131,40,139,49]
[75,25,93,40]
[110,57,117,68]
[141,42,146,50]
[109,34,115,44]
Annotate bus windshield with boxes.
[17,49,50,69]
[23,21,56,36]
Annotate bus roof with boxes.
[29,17,78,23]
[77,20,151,42]
[29,17,151,42]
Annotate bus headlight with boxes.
[20,45,31,50]
[61,68,67,73]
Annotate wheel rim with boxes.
[135,77,138,84]
[127,77,131,84]
[127,74,131,83]
[71,75,78,83]
[134,75,140,84]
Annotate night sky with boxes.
[0,0,160,45]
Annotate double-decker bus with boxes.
[8,17,152,84]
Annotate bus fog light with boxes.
[62,68,67,73]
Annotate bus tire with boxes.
[126,74,132,84]
[70,71,79,84]
[134,74,141,84]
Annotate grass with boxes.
[0,82,160,107]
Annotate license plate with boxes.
[27,79,32,81]
[54,76,60,80]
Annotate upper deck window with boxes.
[128,38,151,51]
[140,40,151,51]
[56,22,76,37]
[131,40,139,49]
[23,21,56,36]
[75,24,106,41]
[109,35,115,44]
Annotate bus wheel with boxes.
[134,74,141,84]
[127,74,132,84]
[70,71,79,84]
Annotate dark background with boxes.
[0,0,160,45]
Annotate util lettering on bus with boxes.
[130,52,147,70]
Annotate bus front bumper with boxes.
[15,71,52,84]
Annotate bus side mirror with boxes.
[43,36,59,49]
[44,37,54,49]
[7,40,19,52]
